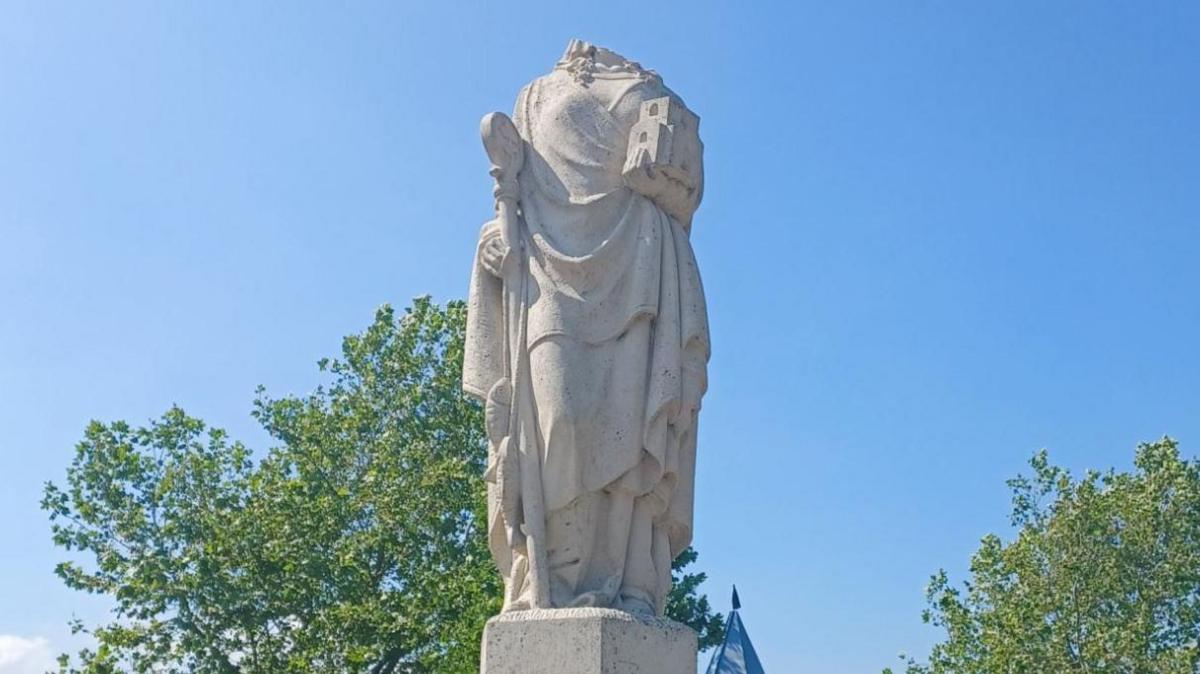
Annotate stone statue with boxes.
[464,39,709,619]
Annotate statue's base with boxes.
[481,608,697,674]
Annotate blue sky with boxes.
[2,2,1198,672]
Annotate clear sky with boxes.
[2,2,1198,672]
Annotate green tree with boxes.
[43,298,721,674]
[887,438,1200,674]
[668,546,725,651]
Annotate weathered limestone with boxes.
[482,609,697,674]
[465,37,709,617]
[466,37,708,673]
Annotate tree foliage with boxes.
[888,438,1200,674]
[43,298,721,673]
[668,547,725,651]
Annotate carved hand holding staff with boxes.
[479,111,551,609]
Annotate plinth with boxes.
[481,608,698,674]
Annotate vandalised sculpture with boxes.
[464,40,709,619]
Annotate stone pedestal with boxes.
[481,608,697,674]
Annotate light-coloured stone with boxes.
[464,38,710,620]
[482,608,698,674]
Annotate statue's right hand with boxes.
[479,219,510,278]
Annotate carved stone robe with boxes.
[464,45,709,615]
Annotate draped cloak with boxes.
[463,62,710,610]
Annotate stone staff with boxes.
[480,111,551,609]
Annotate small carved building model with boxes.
[625,96,701,189]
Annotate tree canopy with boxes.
[889,438,1200,673]
[43,298,722,674]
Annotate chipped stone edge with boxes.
[487,607,696,633]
